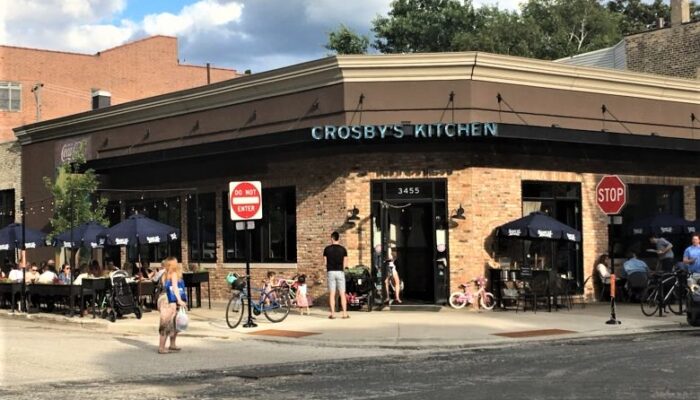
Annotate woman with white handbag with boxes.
[157,257,188,354]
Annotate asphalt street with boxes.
[3,317,700,399]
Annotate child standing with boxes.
[295,275,310,315]
[263,271,276,294]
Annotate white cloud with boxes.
[474,0,524,11]
[304,0,393,27]
[142,0,243,37]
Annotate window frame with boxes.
[0,82,21,112]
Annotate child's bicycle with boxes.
[225,274,291,329]
[448,276,495,310]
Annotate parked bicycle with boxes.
[449,276,495,310]
[226,274,291,329]
[641,268,687,317]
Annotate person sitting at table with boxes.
[8,262,23,283]
[38,263,59,284]
[73,264,89,285]
[25,263,40,284]
[596,254,612,284]
[134,262,154,280]
[121,262,133,277]
[58,263,71,285]
[622,252,649,278]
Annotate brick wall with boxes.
[625,21,700,79]
[189,151,700,304]
[0,141,21,216]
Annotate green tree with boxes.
[372,0,476,53]
[453,6,540,57]
[607,0,669,35]
[326,24,370,54]
[521,0,622,59]
[43,144,108,239]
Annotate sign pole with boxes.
[606,215,621,325]
[242,221,257,328]
[20,197,26,313]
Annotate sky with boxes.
[0,0,524,73]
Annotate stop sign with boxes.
[229,181,263,221]
[596,175,627,215]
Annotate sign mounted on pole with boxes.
[229,181,263,221]
[596,175,627,215]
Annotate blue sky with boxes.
[1,0,523,73]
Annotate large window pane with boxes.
[222,187,296,263]
[188,193,216,262]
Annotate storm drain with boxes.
[493,329,577,338]
[248,329,320,338]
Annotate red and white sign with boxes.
[229,181,263,221]
[596,175,627,215]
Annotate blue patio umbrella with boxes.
[54,221,108,249]
[102,213,179,246]
[0,223,47,251]
[628,214,693,236]
[496,212,581,242]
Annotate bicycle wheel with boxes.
[448,291,467,309]
[641,286,659,317]
[226,295,244,329]
[263,288,290,323]
[480,292,496,311]
[668,286,685,316]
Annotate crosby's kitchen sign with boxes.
[311,122,497,141]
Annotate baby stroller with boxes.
[102,270,142,322]
[345,266,373,312]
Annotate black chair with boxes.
[516,273,550,313]
[625,272,648,302]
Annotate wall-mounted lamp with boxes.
[347,205,360,221]
[450,204,465,220]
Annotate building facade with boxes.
[15,53,700,303]
[0,35,238,226]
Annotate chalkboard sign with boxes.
[520,264,532,278]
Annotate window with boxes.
[0,82,21,111]
[222,187,296,263]
[188,193,217,262]
[0,189,14,229]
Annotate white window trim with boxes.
[0,81,21,112]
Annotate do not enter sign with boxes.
[229,181,263,221]
[596,175,627,215]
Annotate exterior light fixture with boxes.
[347,206,360,221]
[451,204,465,220]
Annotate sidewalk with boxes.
[1,302,694,349]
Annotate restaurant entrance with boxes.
[371,180,449,304]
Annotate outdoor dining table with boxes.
[0,281,23,312]
[26,283,81,316]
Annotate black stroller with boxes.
[103,270,142,322]
[345,266,373,312]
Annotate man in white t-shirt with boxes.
[37,264,58,284]
[8,263,23,282]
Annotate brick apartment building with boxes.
[0,35,238,229]
[14,52,700,304]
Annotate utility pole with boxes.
[31,83,44,122]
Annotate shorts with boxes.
[327,270,346,292]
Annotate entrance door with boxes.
[371,180,449,304]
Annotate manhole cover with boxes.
[493,329,576,338]
[248,329,320,338]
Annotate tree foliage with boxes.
[330,0,698,60]
[326,24,370,54]
[43,145,108,239]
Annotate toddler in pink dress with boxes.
[295,275,310,315]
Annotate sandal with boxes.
[158,349,169,354]
[168,347,181,352]
[342,315,350,319]
[328,315,336,319]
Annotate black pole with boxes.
[20,197,26,313]
[195,191,202,268]
[606,215,621,325]
[243,222,257,328]
[69,193,75,284]
[380,201,389,305]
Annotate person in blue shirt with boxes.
[622,252,649,278]
[683,233,700,275]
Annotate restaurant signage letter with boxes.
[311,123,498,141]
